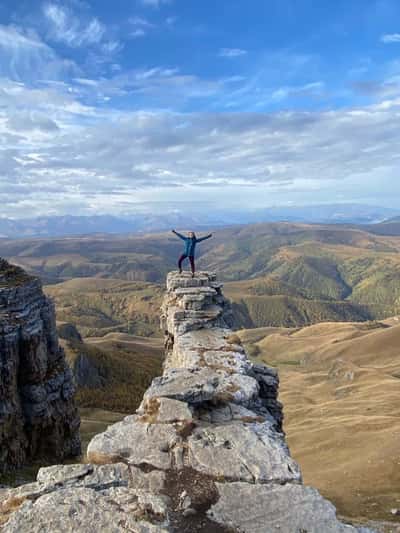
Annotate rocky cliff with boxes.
[0,272,373,532]
[0,259,80,472]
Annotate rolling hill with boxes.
[237,319,400,526]
[47,278,164,337]
[2,221,400,332]
[224,276,374,329]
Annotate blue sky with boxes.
[1,0,400,217]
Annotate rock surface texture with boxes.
[1,271,374,532]
[0,259,80,472]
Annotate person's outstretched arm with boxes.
[172,229,186,240]
[196,233,212,242]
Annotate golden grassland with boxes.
[238,319,400,525]
[47,278,164,337]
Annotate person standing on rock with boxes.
[172,230,212,277]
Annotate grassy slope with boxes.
[225,277,373,329]
[0,232,182,284]
[47,278,164,337]
[238,320,400,525]
[62,332,163,413]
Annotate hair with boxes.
[189,231,196,239]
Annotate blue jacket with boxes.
[172,230,212,257]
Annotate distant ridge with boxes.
[1,203,399,238]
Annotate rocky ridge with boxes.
[0,259,80,474]
[0,272,374,532]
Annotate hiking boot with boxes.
[191,272,195,278]
[179,268,182,274]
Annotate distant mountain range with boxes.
[1,204,399,238]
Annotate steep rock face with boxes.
[0,271,373,532]
[0,260,80,472]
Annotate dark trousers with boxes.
[178,254,195,273]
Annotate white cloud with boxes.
[101,40,124,54]
[0,25,46,51]
[6,111,59,133]
[271,81,325,101]
[0,24,78,81]
[219,48,247,58]
[130,29,146,38]
[381,33,400,43]
[43,3,106,47]
[128,16,155,38]
[129,16,155,29]
[140,0,172,7]
[70,67,222,103]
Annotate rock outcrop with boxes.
[0,271,373,532]
[0,259,80,472]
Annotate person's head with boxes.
[188,231,195,239]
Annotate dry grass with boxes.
[238,320,400,525]
[0,495,27,526]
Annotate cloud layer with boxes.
[1,0,400,217]
[2,72,400,216]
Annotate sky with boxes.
[1,0,400,218]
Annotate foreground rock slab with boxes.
[209,482,373,533]
[187,421,301,484]
[0,271,374,532]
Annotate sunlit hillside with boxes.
[238,319,400,526]
[47,278,164,337]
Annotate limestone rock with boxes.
[208,482,373,533]
[87,416,179,469]
[143,367,259,407]
[0,260,80,472]
[187,421,301,484]
[2,486,169,533]
[138,397,193,424]
[1,270,376,532]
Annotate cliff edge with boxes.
[0,272,373,532]
[0,259,80,472]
